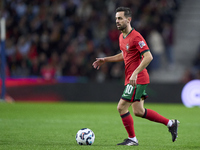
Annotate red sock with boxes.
[143,109,169,126]
[121,112,135,138]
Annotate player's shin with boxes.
[120,111,136,138]
[142,108,169,126]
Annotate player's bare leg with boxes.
[131,99,145,117]
[117,99,139,146]
[117,98,132,115]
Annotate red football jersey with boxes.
[119,29,150,85]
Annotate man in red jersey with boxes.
[92,7,179,146]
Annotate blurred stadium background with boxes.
[0,0,200,103]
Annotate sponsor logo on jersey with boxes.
[138,41,146,48]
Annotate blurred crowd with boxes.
[182,45,200,83]
[1,0,182,82]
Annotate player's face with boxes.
[115,12,129,31]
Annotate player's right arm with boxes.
[92,52,123,70]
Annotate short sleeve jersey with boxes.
[119,29,150,85]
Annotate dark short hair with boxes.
[116,7,132,18]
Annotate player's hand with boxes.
[92,58,106,70]
[129,73,137,86]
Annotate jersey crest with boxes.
[126,44,130,53]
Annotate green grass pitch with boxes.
[0,102,200,150]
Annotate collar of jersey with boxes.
[123,28,134,39]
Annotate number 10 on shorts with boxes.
[125,84,134,94]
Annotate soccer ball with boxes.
[76,128,95,145]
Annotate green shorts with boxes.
[121,84,148,102]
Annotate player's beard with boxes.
[116,23,127,31]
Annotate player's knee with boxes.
[133,109,144,117]
[117,105,123,113]
[117,104,127,114]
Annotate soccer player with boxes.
[92,7,179,146]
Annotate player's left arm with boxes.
[129,51,153,86]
